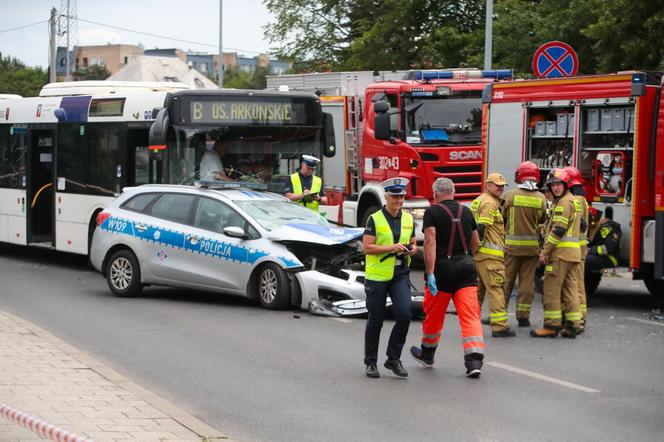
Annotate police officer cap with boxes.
[301,155,321,168]
[382,177,408,195]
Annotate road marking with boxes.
[332,318,352,324]
[488,362,601,393]
[625,317,664,328]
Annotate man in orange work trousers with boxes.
[410,178,485,378]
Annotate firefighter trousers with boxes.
[420,285,485,358]
[476,258,509,332]
[542,258,582,329]
[503,254,539,321]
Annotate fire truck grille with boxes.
[433,164,483,198]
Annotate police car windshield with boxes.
[236,199,329,231]
[404,95,482,146]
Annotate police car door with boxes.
[137,192,198,284]
[184,196,252,292]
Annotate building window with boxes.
[83,57,88,67]
[124,56,128,64]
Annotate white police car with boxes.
[90,183,367,313]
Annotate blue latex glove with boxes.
[426,273,438,296]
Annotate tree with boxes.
[0,53,48,97]
[222,65,251,88]
[264,0,486,71]
[75,64,111,81]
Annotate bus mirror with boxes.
[374,101,391,140]
[149,108,169,160]
[323,112,336,157]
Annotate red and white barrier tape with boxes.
[0,403,91,442]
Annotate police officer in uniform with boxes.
[283,155,327,212]
[363,177,418,378]
[532,168,583,338]
[502,161,547,327]
[410,178,485,378]
[471,173,515,337]
[564,166,590,332]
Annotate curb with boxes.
[4,311,230,441]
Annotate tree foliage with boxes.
[75,64,111,81]
[222,65,272,89]
[0,54,48,97]
[264,0,664,75]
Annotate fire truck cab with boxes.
[268,69,512,241]
[483,71,664,297]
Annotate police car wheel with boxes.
[106,250,143,298]
[257,263,290,310]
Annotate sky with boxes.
[0,0,275,68]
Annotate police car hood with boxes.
[267,223,364,245]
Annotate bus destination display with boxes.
[189,100,308,125]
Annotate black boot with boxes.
[410,345,435,368]
[464,353,484,378]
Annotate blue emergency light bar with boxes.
[196,180,268,190]
[405,69,513,81]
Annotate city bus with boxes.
[0,81,335,255]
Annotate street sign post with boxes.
[532,41,579,78]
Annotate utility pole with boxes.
[65,0,71,78]
[49,8,57,83]
[218,0,223,88]
[484,0,493,70]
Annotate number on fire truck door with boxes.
[377,156,400,170]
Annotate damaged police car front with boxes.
[90,183,369,315]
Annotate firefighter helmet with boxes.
[564,166,583,186]
[545,168,570,187]
[515,161,540,184]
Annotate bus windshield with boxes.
[404,95,483,146]
[166,125,322,193]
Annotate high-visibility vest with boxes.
[291,172,322,212]
[365,210,413,282]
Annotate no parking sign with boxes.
[532,41,579,78]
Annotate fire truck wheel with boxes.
[361,205,381,228]
[643,278,664,298]
[585,272,602,297]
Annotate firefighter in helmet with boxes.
[471,173,515,337]
[586,206,622,273]
[564,166,590,332]
[502,161,547,327]
[532,168,583,338]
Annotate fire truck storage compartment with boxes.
[527,106,575,177]
[578,105,634,202]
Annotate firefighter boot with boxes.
[560,321,578,339]
[464,353,483,378]
[530,326,559,338]
[517,318,531,327]
[410,346,435,368]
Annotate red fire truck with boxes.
[482,71,664,297]
[268,69,512,240]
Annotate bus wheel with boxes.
[643,278,664,298]
[106,249,143,297]
[585,272,602,297]
[361,205,380,228]
[256,263,290,310]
